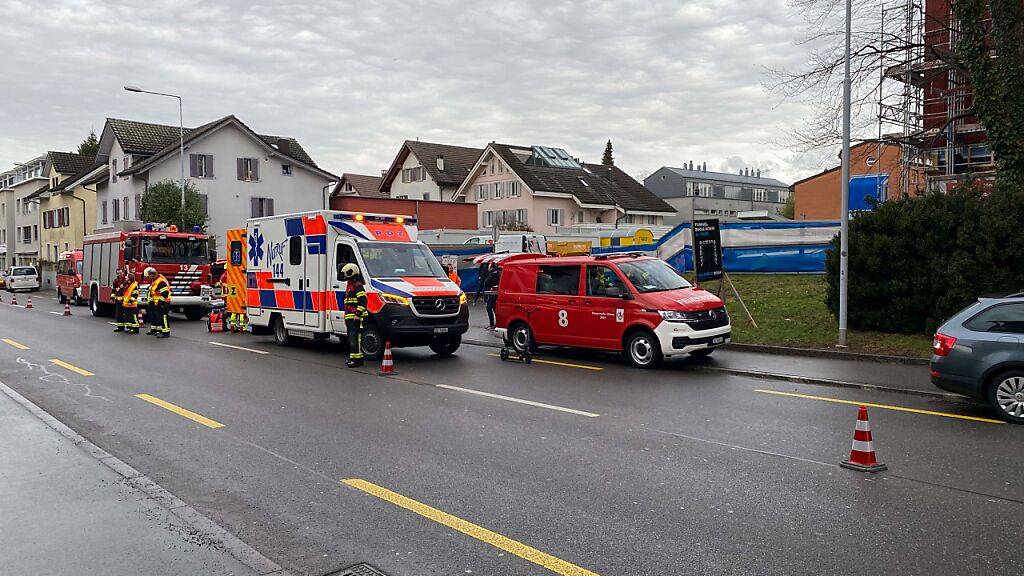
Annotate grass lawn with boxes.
[691,273,934,358]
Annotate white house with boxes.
[453,144,675,235]
[93,115,338,255]
[379,140,482,201]
[0,155,47,269]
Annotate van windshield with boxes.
[358,242,447,278]
[618,259,691,293]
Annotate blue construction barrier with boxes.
[665,245,831,274]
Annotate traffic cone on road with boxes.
[63,302,72,316]
[25,297,33,309]
[11,294,17,306]
[379,341,395,375]
[840,405,887,472]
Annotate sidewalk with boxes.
[462,302,939,397]
[0,383,284,576]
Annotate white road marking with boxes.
[48,311,63,315]
[209,341,269,355]
[435,384,600,418]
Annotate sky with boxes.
[0,0,836,184]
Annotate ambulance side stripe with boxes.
[371,279,412,298]
[328,221,369,240]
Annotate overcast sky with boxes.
[0,0,833,184]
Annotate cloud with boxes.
[0,0,831,184]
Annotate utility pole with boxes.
[124,86,185,225]
[838,0,852,347]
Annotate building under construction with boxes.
[880,0,995,193]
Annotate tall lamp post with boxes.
[123,86,185,225]
[838,0,852,347]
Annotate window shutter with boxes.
[199,194,209,217]
[237,158,245,181]
[205,155,214,178]
[251,159,259,181]
[266,198,274,216]
[250,197,260,218]
[190,154,199,177]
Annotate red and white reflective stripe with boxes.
[850,440,874,453]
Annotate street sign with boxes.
[693,218,723,282]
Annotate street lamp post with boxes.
[838,0,852,347]
[123,86,185,225]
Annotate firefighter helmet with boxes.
[340,263,361,279]
[144,267,157,278]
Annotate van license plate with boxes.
[434,327,449,334]
[711,337,725,345]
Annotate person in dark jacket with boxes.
[341,263,369,368]
[482,264,502,329]
[111,268,129,332]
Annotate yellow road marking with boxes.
[49,359,94,376]
[135,393,225,429]
[487,353,603,371]
[436,384,600,417]
[2,338,29,350]
[342,478,600,576]
[755,388,1005,424]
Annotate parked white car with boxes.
[5,266,40,292]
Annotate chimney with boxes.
[702,162,706,172]
[381,169,387,177]
[756,169,761,178]
[276,138,289,152]
[689,160,694,170]
[436,154,445,172]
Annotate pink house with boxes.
[452,143,675,235]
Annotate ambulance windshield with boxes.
[618,259,691,293]
[358,242,446,278]
[141,237,210,265]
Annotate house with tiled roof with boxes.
[453,143,675,235]
[332,173,386,198]
[25,151,102,287]
[93,115,338,255]
[379,140,482,201]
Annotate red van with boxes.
[56,250,84,305]
[495,254,731,368]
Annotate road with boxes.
[1,294,1021,576]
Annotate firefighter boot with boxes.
[346,358,363,368]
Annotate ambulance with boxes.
[245,210,469,358]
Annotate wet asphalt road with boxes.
[1,294,1021,576]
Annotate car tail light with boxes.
[933,332,957,356]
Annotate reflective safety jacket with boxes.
[122,281,139,308]
[149,274,172,304]
[343,278,368,322]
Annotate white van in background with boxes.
[5,266,40,292]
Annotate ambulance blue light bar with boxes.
[330,212,417,225]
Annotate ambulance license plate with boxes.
[711,337,725,345]
[434,327,449,334]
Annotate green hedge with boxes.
[825,185,1024,334]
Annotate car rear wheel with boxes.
[988,370,1024,424]
[508,322,535,354]
[624,330,662,369]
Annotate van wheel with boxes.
[272,316,292,346]
[988,370,1024,424]
[508,322,535,354]
[429,335,462,356]
[360,324,385,361]
[624,330,662,369]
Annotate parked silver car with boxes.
[931,294,1024,423]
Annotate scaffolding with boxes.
[878,0,994,193]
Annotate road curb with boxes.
[463,337,953,400]
[725,342,930,366]
[0,380,293,576]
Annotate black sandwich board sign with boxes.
[693,218,723,282]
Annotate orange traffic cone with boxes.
[63,302,72,316]
[379,341,395,375]
[11,294,18,306]
[840,405,887,472]
[25,297,33,309]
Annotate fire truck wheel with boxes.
[183,306,206,321]
[89,292,109,317]
[58,290,67,304]
[272,316,293,346]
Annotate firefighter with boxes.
[122,273,140,334]
[144,267,172,338]
[341,263,368,368]
[111,268,129,332]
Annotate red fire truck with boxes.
[82,225,213,320]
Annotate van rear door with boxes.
[532,264,583,345]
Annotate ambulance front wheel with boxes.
[360,324,385,361]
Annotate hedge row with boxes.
[825,184,1024,334]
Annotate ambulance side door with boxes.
[282,234,307,328]
[329,240,361,334]
[303,235,325,332]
